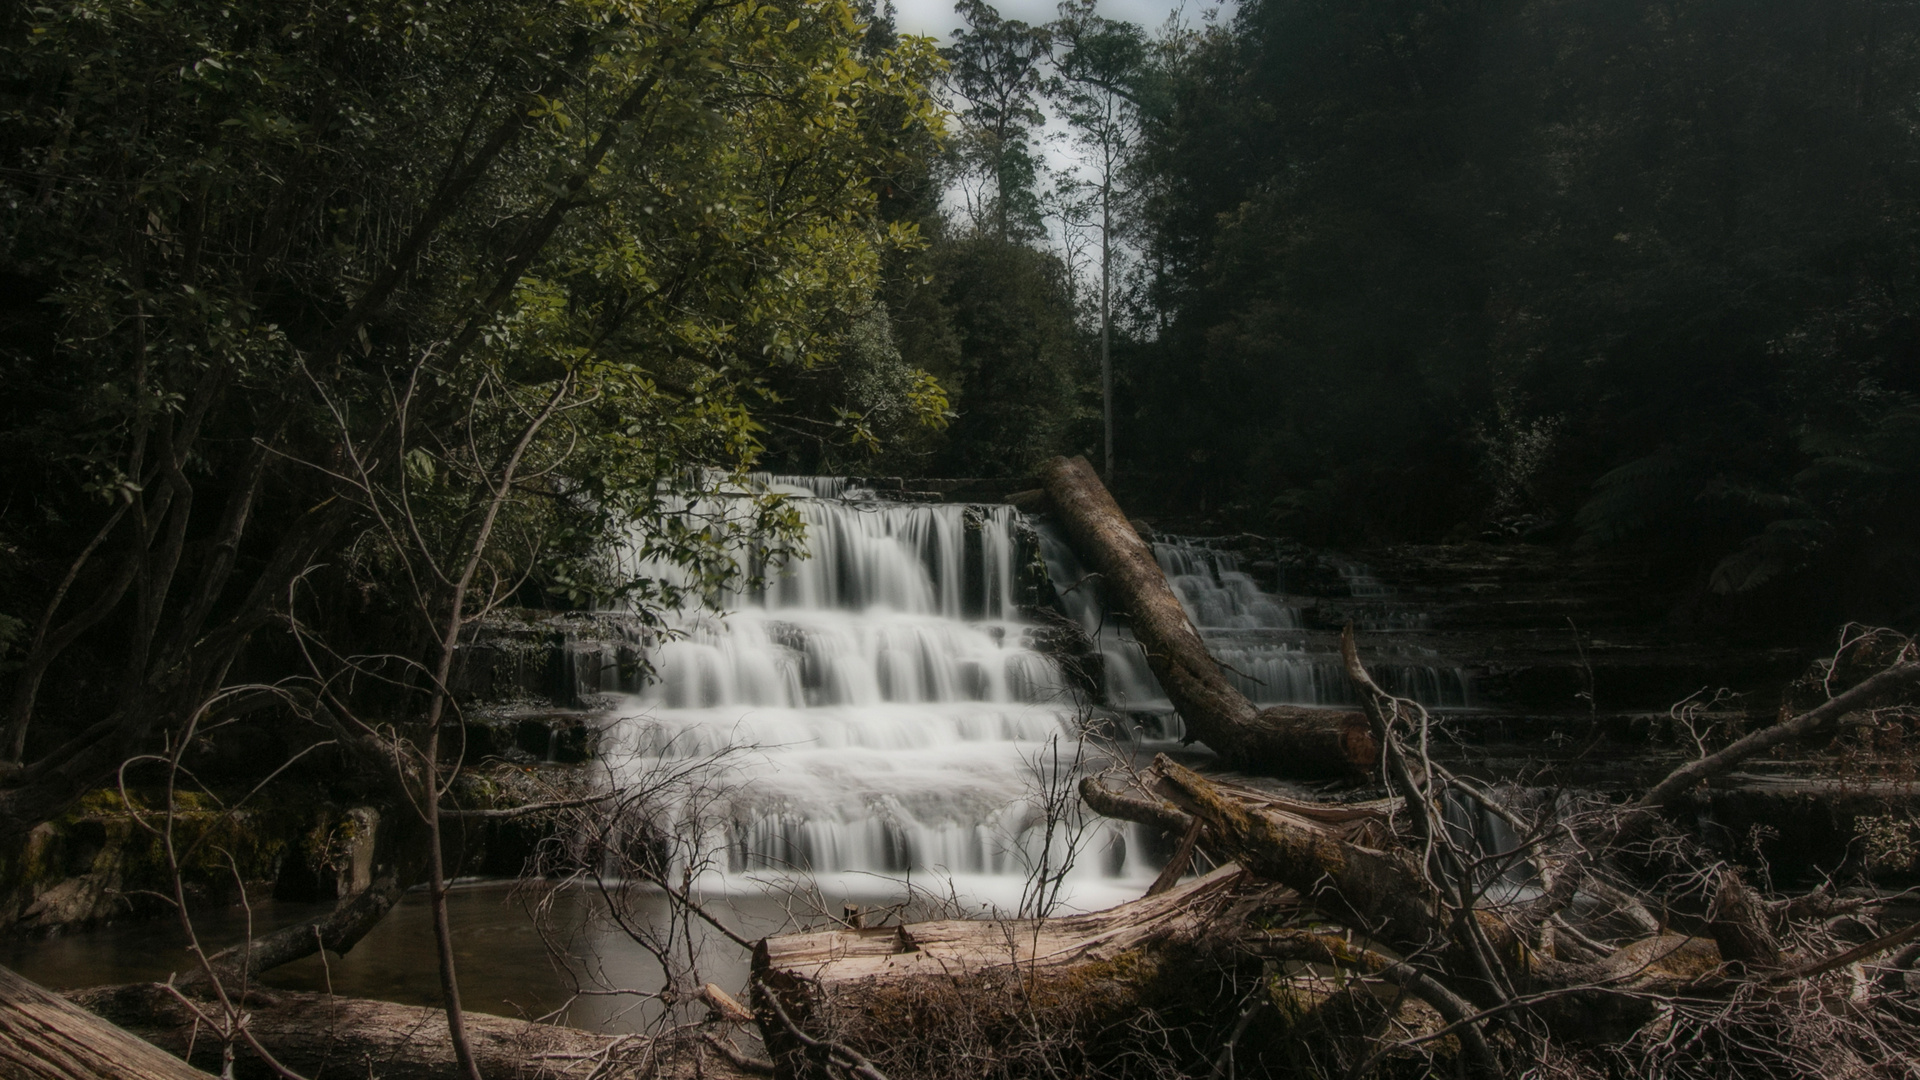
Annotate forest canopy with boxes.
[774,0,1920,632]
[1119,0,1920,627]
[7,0,1920,836]
[0,0,945,833]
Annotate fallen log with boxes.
[1085,759,1437,954]
[1039,455,1376,778]
[68,982,760,1080]
[0,965,213,1080]
[751,867,1283,1078]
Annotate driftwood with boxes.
[68,982,761,1080]
[0,965,213,1080]
[1090,759,1440,953]
[737,622,1920,1077]
[1039,455,1377,777]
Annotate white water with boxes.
[597,479,1161,912]
[1035,527,1471,712]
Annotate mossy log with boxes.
[1039,455,1377,778]
[69,982,760,1080]
[0,964,213,1080]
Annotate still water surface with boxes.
[3,882,838,1032]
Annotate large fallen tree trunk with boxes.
[753,624,1920,1077]
[1039,455,1376,777]
[1,965,216,1080]
[70,982,762,1080]
[750,868,1290,1079]
[1086,759,1440,953]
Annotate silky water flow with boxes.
[1035,525,1471,724]
[580,478,1165,914]
[0,479,1484,1028]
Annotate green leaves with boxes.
[0,0,946,671]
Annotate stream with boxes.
[8,476,1474,1030]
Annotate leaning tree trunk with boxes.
[0,965,213,1080]
[1040,455,1377,777]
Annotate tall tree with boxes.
[1123,0,1920,627]
[0,0,943,892]
[1051,0,1146,480]
[945,0,1053,240]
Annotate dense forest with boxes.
[800,0,1920,637]
[7,1,1920,1079]
[1122,0,1920,635]
[10,0,1918,780]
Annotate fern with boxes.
[1574,449,1688,549]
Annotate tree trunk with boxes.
[751,868,1264,1078]
[1087,756,1438,953]
[1039,455,1377,777]
[70,983,760,1080]
[0,965,212,1080]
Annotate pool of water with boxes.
[5,882,785,1032]
[3,872,1160,1033]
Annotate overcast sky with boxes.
[887,0,1226,43]
[886,0,1236,282]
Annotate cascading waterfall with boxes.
[599,479,1158,909]
[1036,527,1471,714]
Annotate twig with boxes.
[1770,919,1920,984]
[701,1032,776,1075]
[753,976,893,1080]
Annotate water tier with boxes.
[594,481,1467,908]
[1036,528,1471,713]
[600,480,1157,909]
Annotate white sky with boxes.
[887,0,1222,43]
[885,0,1237,311]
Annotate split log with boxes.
[1039,456,1377,778]
[0,965,213,1080]
[69,982,760,1080]
[1706,870,1781,969]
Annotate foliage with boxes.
[932,235,1093,476]
[0,0,944,828]
[1121,0,1920,626]
[944,0,1052,241]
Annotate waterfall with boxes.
[591,479,1470,910]
[1035,527,1471,713]
[600,478,1159,909]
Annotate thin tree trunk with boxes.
[1101,182,1113,481]
[413,375,573,1080]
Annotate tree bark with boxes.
[1039,455,1377,777]
[181,870,410,991]
[1634,660,1920,812]
[751,867,1260,1078]
[0,965,212,1080]
[1098,756,1441,953]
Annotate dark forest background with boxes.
[787,0,1920,637]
